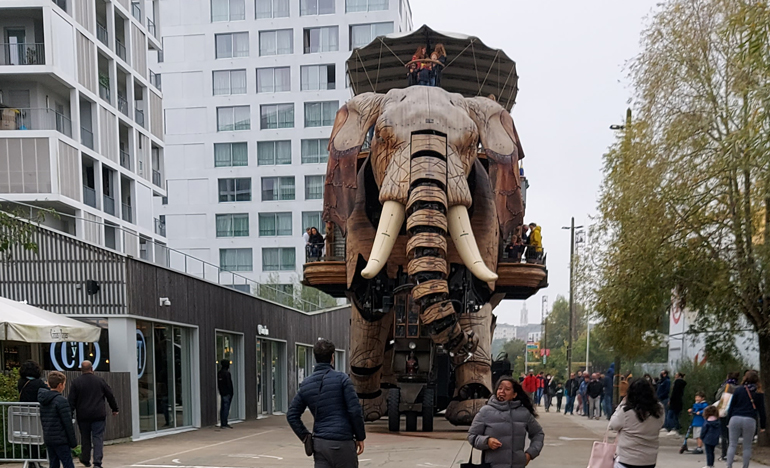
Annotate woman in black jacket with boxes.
[17,360,48,402]
[308,227,325,259]
[726,370,766,468]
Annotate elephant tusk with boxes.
[361,201,405,279]
[447,205,498,282]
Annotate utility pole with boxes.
[562,218,583,377]
[586,317,590,374]
[541,296,548,365]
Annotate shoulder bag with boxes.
[461,448,490,468]
[716,383,734,418]
[587,432,617,468]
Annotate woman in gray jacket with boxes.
[468,376,545,468]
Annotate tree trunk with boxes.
[758,331,770,446]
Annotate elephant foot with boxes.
[445,398,488,426]
[360,393,387,422]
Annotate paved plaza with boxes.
[46,410,767,468]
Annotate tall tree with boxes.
[592,0,770,431]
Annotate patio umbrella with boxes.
[346,24,520,111]
[0,296,101,343]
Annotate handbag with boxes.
[303,434,314,457]
[587,433,616,468]
[460,448,491,468]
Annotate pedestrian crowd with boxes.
[16,359,118,468]
[406,44,447,87]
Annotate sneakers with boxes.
[692,448,704,454]
[79,458,91,467]
[668,430,678,436]
[718,456,727,461]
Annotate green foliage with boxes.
[0,208,52,260]
[0,368,20,402]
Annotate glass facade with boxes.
[137,321,193,434]
[256,339,287,415]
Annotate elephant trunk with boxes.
[405,135,476,355]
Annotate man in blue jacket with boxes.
[657,370,671,410]
[287,339,365,468]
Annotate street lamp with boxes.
[562,218,583,377]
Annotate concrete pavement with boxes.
[18,409,770,467]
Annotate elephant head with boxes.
[323,86,525,286]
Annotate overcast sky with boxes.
[409,1,660,325]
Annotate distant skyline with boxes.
[409,0,659,325]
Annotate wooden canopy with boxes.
[346,25,519,111]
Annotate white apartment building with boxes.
[157,0,412,289]
[0,0,167,258]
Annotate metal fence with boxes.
[0,402,46,464]
[116,40,127,62]
[97,24,109,45]
[0,43,45,66]
[0,107,72,138]
[135,108,144,127]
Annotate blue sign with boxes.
[136,329,147,378]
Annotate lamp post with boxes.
[562,218,583,377]
[541,295,548,365]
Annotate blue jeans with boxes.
[47,444,75,468]
[602,395,613,419]
[220,394,232,427]
[535,388,543,404]
[664,409,681,431]
[565,394,575,414]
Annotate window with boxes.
[257,141,291,165]
[345,0,387,12]
[213,69,247,95]
[261,176,295,201]
[255,0,289,18]
[262,247,295,271]
[261,104,294,129]
[216,213,249,237]
[305,175,324,200]
[215,32,249,58]
[214,142,248,167]
[220,248,253,271]
[259,212,292,236]
[304,101,338,127]
[303,27,338,53]
[301,65,336,91]
[301,139,329,164]
[257,67,291,93]
[302,211,326,234]
[217,106,250,131]
[301,0,334,15]
[259,29,293,56]
[212,0,246,21]
[349,22,393,50]
[218,178,252,202]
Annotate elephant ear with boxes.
[464,97,525,240]
[323,93,384,235]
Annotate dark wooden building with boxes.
[0,222,350,439]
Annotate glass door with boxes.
[216,333,242,422]
[256,339,266,417]
[6,29,25,65]
[173,327,192,427]
[256,339,287,415]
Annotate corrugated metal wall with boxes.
[76,32,96,94]
[150,91,163,140]
[58,140,80,202]
[0,138,51,194]
[131,25,147,79]
[99,106,118,163]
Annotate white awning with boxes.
[0,296,101,343]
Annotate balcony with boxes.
[103,194,115,215]
[0,107,72,138]
[83,186,97,208]
[154,218,166,237]
[131,2,141,21]
[120,150,131,170]
[97,24,108,46]
[99,81,111,104]
[149,71,161,91]
[152,170,161,187]
[117,95,129,116]
[116,40,126,62]
[135,108,145,127]
[147,18,156,38]
[80,127,94,149]
[121,203,132,223]
[1,43,45,66]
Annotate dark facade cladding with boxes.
[0,221,350,431]
[126,260,349,425]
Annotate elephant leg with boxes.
[446,303,494,426]
[350,302,392,421]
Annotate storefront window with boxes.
[216,332,243,423]
[296,344,314,384]
[138,321,193,434]
[44,322,111,373]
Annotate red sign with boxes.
[539,349,550,357]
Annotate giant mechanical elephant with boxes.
[322,85,525,425]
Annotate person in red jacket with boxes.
[522,371,538,399]
[535,372,546,406]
